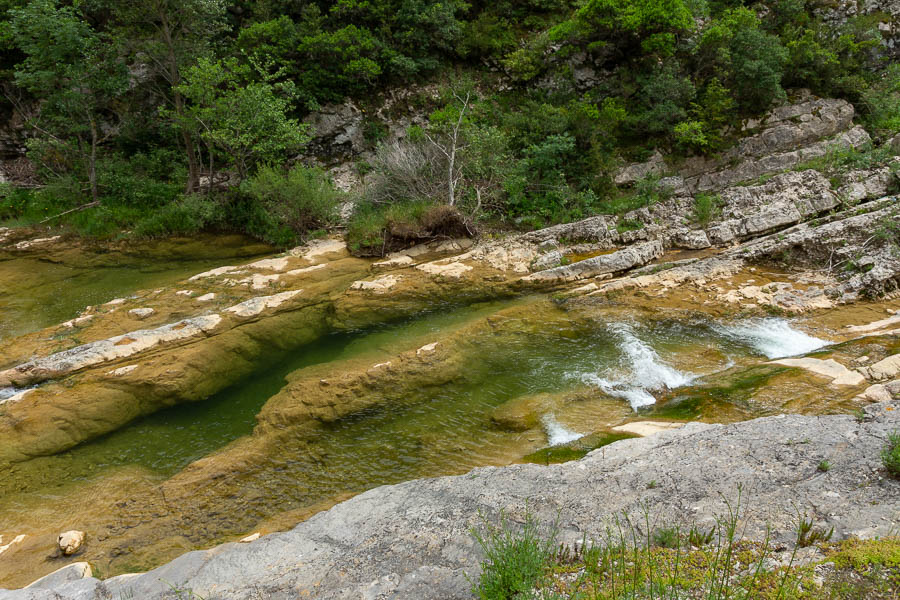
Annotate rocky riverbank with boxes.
[1,89,898,591]
[4,400,898,599]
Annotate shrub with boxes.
[346,200,471,256]
[674,120,709,153]
[692,193,723,225]
[652,526,680,548]
[860,63,900,137]
[0,184,33,222]
[471,510,558,600]
[132,194,223,238]
[883,431,900,478]
[242,165,342,241]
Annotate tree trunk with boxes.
[448,140,456,206]
[175,90,199,194]
[158,10,198,194]
[89,118,99,202]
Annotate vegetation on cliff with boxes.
[0,0,898,251]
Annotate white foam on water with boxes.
[0,387,15,401]
[578,323,693,411]
[715,318,829,359]
[541,414,583,446]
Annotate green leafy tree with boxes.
[697,8,787,112]
[553,0,694,57]
[10,0,128,202]
[103,0,229,193]
[174,58,310,182]
[633,62,696,136]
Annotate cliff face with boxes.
[4,401,898,599]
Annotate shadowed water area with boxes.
[0,237,881,587]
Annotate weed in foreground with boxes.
[468,486,900,599]
[882,431,900,478]
[471,509,560,600]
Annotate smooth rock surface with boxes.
[25,565,91,590]
[771,358,866,386]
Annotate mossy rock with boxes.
[522,431,637,465]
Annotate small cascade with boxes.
[715,318,829,359]
[0,386,23,404]
[541,414,583,446]
[578,323,693,410]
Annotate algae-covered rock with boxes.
[491,393,560,431]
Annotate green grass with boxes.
[792,143,895,178]
[882,431,900,478]
[472,509,559,600]
[471,495,900,600]
[691,193,724,226]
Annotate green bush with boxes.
[472,510,558,600]
[132,194,223,238]
[0,184,33,222]
[346,200,471,256]
[241,165,342,244]
[861,63,900,137]
[883,431,900,478]
[692,192,723,225]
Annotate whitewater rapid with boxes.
[573,318,830,411]
[541,414,584,446]
[715,318,829,359]
[579,322,693,410]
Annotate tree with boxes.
[424,90,472,207]
[697,8,787,112]
[104,0,228,193]
[553,0,694,58]
[10,0,127,201]
[174,58,310,183]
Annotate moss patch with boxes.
[522,431,637,465]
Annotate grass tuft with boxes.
[882,431,900,478]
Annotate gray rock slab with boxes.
[523,240,664,283]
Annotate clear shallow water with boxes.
[0,281,848,586]
[0,235,272,341]
[0,313,829,496]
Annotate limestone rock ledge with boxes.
[5,402,898,600]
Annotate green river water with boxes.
[0,235,872,586]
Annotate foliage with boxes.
[346,200,470,256]
[860,63,900,137]
[468,493,900,600]
[692,192,724,225]
[696,7,788,112]
[174,58,310,181]
[10,0,128,200]
[883,431,900,478]
[0,0,894,242]
[471,509,559,600]
[132,194,223,238]
[555,0,694,57]
[241,165,341,242]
